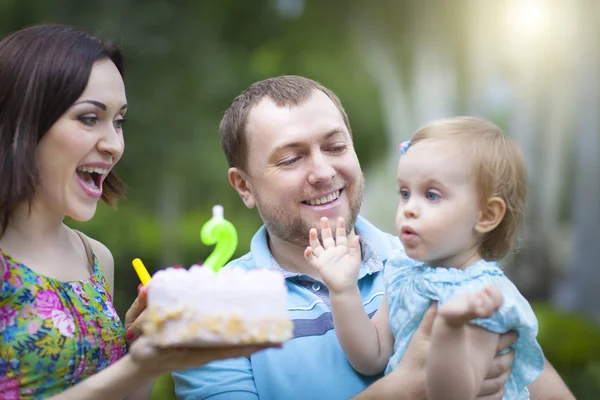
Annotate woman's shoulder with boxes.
[73,230,115,293]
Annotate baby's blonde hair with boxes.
[409,116,527,261]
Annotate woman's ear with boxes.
[475,197,506,233]
[228,167,256,209]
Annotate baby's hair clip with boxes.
[399,140,411,155]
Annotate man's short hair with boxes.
[220,75,352,171]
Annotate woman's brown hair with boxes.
[0,24,126,236]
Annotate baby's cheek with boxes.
[394,207,404,234]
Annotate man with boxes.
[173,76,573,399]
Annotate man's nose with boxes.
[307,152,336,185]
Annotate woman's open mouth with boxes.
[76,166,108,199]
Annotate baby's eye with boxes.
[399,189,410,200]
[425,191,440,201]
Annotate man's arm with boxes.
[529,358,575,400]
[172,356,258,400]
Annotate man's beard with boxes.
[255,175,365,248]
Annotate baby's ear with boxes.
[475,197,506,233]
[228,167,256,209]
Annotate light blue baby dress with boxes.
[384,249,544,399]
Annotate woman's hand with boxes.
[123,285,148,343]
[122,284,280,379]
[128,336,277,378]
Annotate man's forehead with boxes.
[246,91,348,148]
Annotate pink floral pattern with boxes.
[33,290,64,319]
[50,309,75,337]
[0,249,127,398]
[0,304,17,330]
[0,377,20,400]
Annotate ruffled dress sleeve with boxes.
[416,260,545,397]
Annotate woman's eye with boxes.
[113,118,126,130]
[78,116,98,127]
[329,144,347,152]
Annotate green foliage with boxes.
[2,2,598,398]
[149,374,176,400]
[7,0,392,320]
[533,303,600,399]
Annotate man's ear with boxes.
[475,197,506,233]
[228,167,256,209]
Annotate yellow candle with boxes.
[132,258,152,286]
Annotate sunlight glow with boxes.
[512,0,546,36]
[506,0,552,43]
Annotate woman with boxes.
[0,24,266,399]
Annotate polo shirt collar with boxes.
[249,215,386,281]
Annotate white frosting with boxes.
[145,265,293,346]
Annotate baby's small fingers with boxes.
[304,247,314,262]
[320,217,335,249]
[348,235,361,256]
[335,218,347,246]
[486,285,504,307]
[309,228,323,255]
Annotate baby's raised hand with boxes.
[438,285,503,328]
[304,217,361,294]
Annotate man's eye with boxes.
[280,157,300,166]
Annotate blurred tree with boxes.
[1,1,598,396]
[0,0,389,314]
[553,0,600,324]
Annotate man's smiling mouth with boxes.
[302,190,341,206]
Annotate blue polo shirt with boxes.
[173,216,402,400]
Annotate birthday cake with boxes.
[143,265,294,347]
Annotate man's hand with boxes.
[391,302,438,399]
[304,217,361,294]
[391,301,516,400]
[476,331,516,399]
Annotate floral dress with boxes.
[0,248,127,399]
